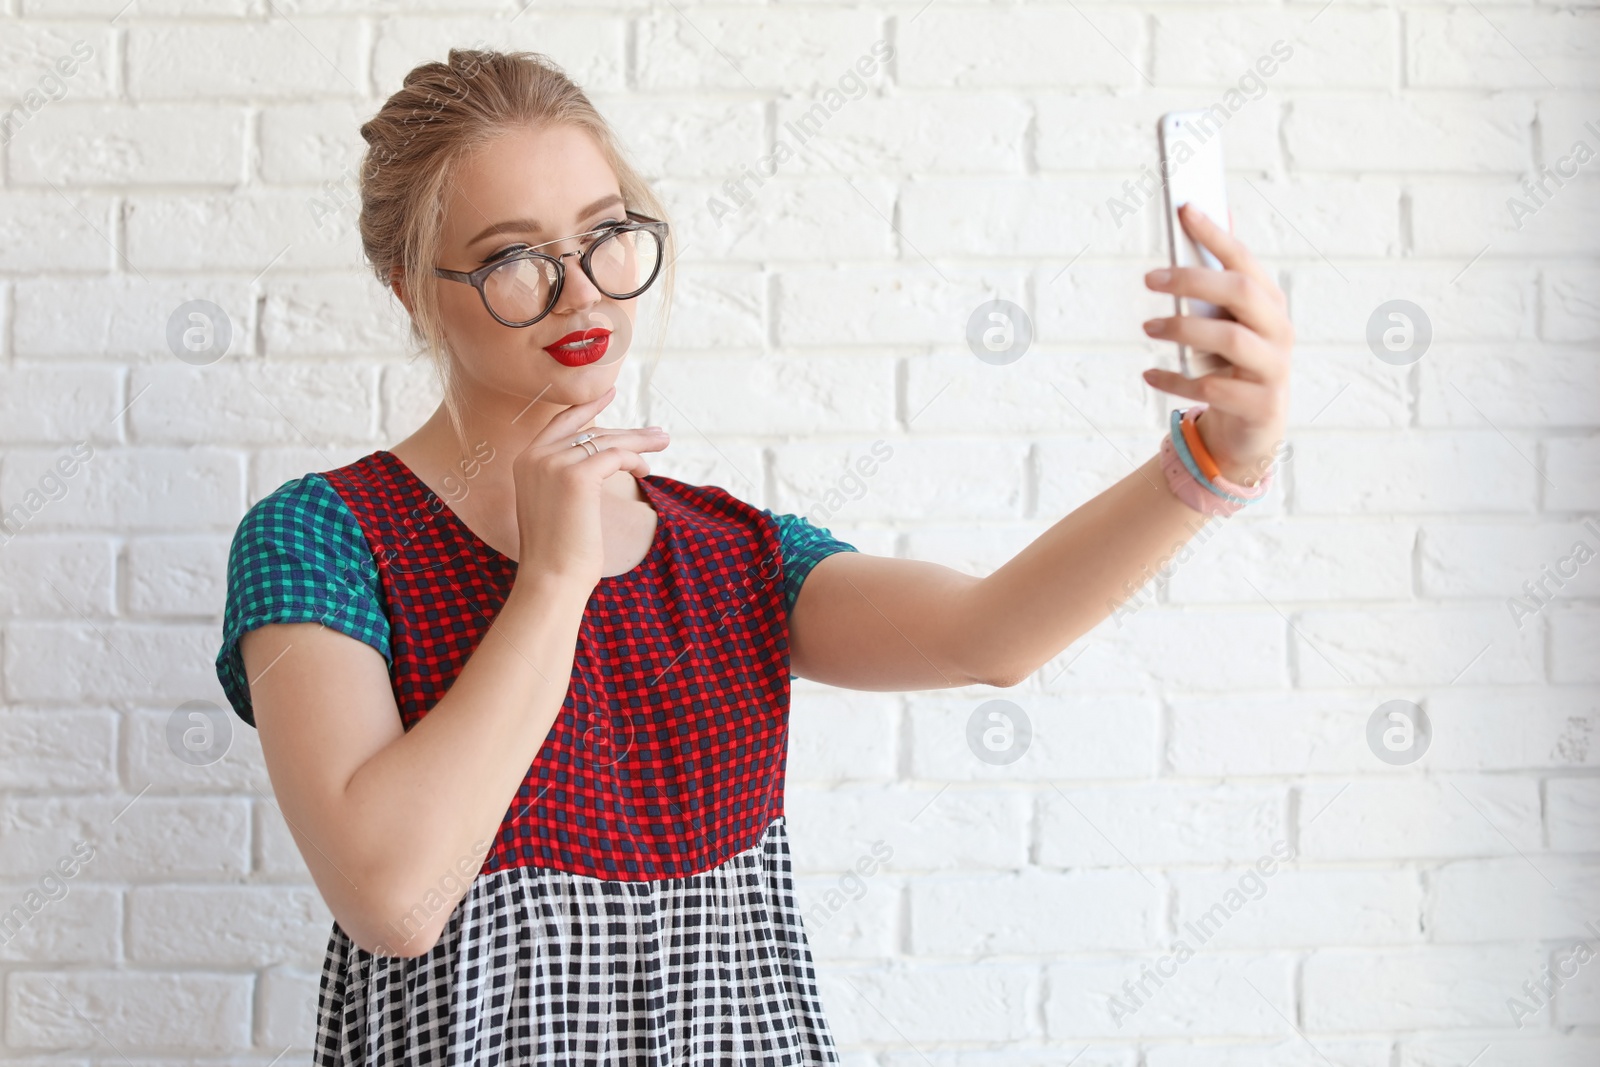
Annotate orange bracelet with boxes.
[1179,407,1223,483]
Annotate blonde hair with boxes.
[356,48,675,452]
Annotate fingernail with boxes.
[1147,269,1171,285]
[1143,369,1158,382]
[1142,319,1163,334]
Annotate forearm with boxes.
[961,450,1212,686]
[339,572,590,953]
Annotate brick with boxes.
[659,175,899,262]
[0,709,117,791]
[0,24,114,100]
[1303,946,1548,1031]
[1431,857,1600,941]
[1408,11,1600,88]
[785,784,1029,873]
[1286,264,1534,344]
[599,95,765,180]
[1423,686,1599,771]
[1036,784,1287,868]
[257,966,319,1051]
[128,363,377,446]
[1165,518,1413,603]
[1292,606,1543,687]
[1551,608,1600,683]
[905,350,1150,433]
[1172,867,1422,947]
[1154,10,1396,87]
[128,885,330,967]
[901,177,1147,258]
[1542,265,1600,341]
[8,105,245,185]
[12,276,257,358]
[0,193,113,272]
[1298,778,1541,861]
[900,9,1142,89]
[1036,93,1281,173]
[775,94,1030,176]
[1545,437,1600,510]
[786,689,897,783]
[125,193,365,271]
[1547,776,1600,850]
[819,962,1037,1043]
[637,10,883,92]
[771,438,1024,522]
[1412,178,1600,258]
[1284,96,1531,172]
[1292,433,1538,516]
[0,796,248,881]
[129,22,366,99]
[907,692,1158,782]
[776,266,1027,347]
[911,869,1158,954]
[795,865,899,960]
[5,970,252,1050]
[1043,953,1293,1038]
[257,100,371,185]
[262,275,411,356]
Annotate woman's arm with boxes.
[241,391,666,959]
[788,203,1293,691]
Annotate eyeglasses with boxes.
[433,209,669,329]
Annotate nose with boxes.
[552,249,604,313]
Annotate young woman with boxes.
[216,49,1292,1067]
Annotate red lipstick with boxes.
[544,327,611,367]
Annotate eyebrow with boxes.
[465,193,627,247]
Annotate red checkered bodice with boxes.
[321,450,792,882]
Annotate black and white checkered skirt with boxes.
[312,814,841,1065]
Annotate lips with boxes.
[544,327,612,367]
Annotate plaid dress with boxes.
[214,449,858,1066]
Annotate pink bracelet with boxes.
[1158,408,1275,518]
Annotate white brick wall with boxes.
[0,1,1595,1063]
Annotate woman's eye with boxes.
[482,244,529,265]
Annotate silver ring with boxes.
[572,432,600,457]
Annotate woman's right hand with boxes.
[510,385,670,589]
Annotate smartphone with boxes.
[1157,110,1233,378]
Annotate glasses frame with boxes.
[432,209,670,329]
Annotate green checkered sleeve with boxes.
[760,510,858,614]
[215,473,391,728]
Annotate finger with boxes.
[571,445,651,480]
[579,429,671,455]
[1179,203,1272,292]
[1142,367,1270,418]
[1145,266,1288,343]
[533,386,618,444]
[1144,316,1282,381]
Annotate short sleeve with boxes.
[760,509,859,614]
[215,473,392,729]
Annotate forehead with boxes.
[441,123,621,245]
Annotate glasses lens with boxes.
[483,256,558,324]
[589,226,663,299]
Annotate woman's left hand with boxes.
[1140,202,1293,485]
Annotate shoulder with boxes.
[227,471,373,574]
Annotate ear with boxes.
[390,267,413,315]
